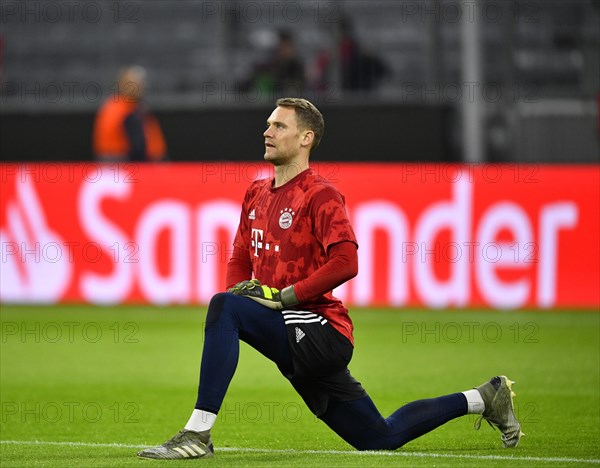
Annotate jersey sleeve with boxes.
[232,185,253,251]
[226,245,253,290]
[293,241,358,303]
[227,186,254,288]
[309,184,358,253]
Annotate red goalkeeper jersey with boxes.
[229,168,358,343]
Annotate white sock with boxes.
[462,389,485,414]
[184,409,217,432]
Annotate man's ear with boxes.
[301,130,314,148]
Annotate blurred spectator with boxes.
[93,66,167,162]
[241,30,305,96]
[312,16,389,93]
[597,93,600,141]
[339,18,389,91]
[0,34,4,85]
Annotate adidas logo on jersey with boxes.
[249,209,256,220]
[295,327,305,343]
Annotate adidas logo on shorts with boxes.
[295,327,305,343]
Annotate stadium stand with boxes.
[1,0,598,162]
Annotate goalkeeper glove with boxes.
[228,280,255,294]
[230,279,298,310]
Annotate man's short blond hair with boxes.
[276,98,324,150]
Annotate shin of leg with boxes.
[320,397,394,451]
[196,294,243,413]
[382,393,468,447]
[321,393,468,451]
[196,293,291,413]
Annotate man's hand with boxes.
[229,279,298,310]
[227,280,255,294]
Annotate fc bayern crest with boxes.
[279,208,295,229]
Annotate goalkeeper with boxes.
[138,98,522,460]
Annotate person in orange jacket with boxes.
[93,66,167,162]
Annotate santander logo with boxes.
[0,164,591,308]
[0,174,72,302]
[348,178,578,309]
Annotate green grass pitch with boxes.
[1,305,598,467]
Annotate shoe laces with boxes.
[164,430,190,447]
[474,415,496,431]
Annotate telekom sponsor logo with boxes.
[0,164,597,308]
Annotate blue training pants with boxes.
[195,293,467,450]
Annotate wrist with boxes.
[280,285,299,307]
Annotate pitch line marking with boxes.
[1,440,599,464]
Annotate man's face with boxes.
[119,68,145,102]
[263,106,305,166]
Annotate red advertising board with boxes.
[1,163,598,308]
